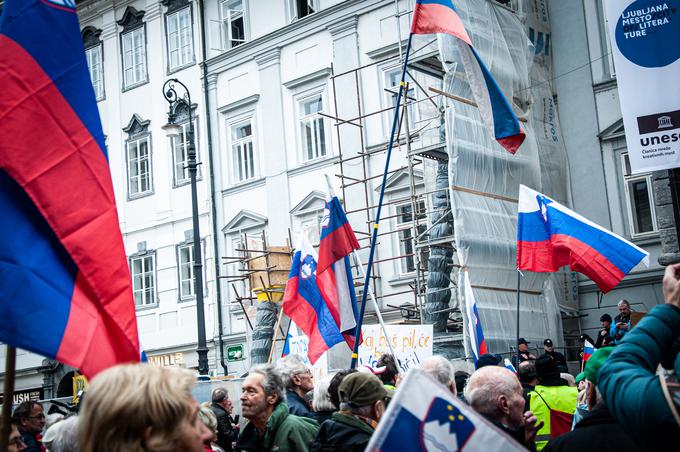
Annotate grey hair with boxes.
[339,402,376,418]
[212,387,229,404]
[250,364,286,404]
[276,354,309,390]
[48,416,79,452]
[617,299,630,307]
[198,405,218,433]
[421,356,454,387]
[464,366,521,418]
[312,375,335,412]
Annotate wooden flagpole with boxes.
[350,33,414,368]
[0,346,17,451]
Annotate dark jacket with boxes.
[309,412,374,452]
[485,416,535,452]
[236,402,318,452]
[521,383,535,411]
[542,406,639,452]
[211,402,237,451]
[287,390,314,418]
[312,410,334,425]
[598,304,680,451]
[594,327,612,348]
[20,431,41,452]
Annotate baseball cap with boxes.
[338,372,388,407]
[544,339,553,346]
[584,347,614,383]
[518,338,530,345]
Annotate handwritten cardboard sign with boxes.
[358,324,433,373]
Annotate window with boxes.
[85,44,104,100]
[299,94,327,161]
[172,121,199,186]
[131,253,156,307]
[122,27,147,88]
[384,67,416,132]
[221,0,246,49]
[166,7,193,70]
[395,201,427,274]
[128,136,152,196]
[178,242,195,299]
[290,0,316,21]
[621,154,657,237]
[231,121,256,182]
[300,210,324,246]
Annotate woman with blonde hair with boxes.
[79,364,212,452]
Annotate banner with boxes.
[358,324,433,372]
[285,328,329,382]
[605,0,680,173]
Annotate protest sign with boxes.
[358,324,433,372]
[285,330,329,382]
[605,0,680,173]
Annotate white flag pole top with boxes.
[518,184,650,267]
[324,173,336,200]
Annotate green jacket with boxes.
[236,402,319,452]
[598,304,680,450]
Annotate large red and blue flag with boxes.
[463,270,487,364]
[0,0,140,377]
[317,177,361,348]
[411,0,525,154]
[517,185,650,293]
[283,234,345,364]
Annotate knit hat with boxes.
[475,354,500,369]
[584,347,614,383]
[575,372,585,384]
[338,372,387,407]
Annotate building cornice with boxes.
[282,67,332,90]
[205,0,389,75]
[217,94,260,114]
[327,15,358,39]
[255,47,281,69]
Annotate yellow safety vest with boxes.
[529,385,578,451]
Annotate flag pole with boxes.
[0,346,16,451]
[516,269,521,369]
[352,251,399,360]
[350,33,414,368]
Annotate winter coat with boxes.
[20,431,41,452]
[286,390,314,418]
[211,402,238,451]
[598,304,680,451]
[542,406,640,452]
[236,402,319,452]
[309,412,374,452]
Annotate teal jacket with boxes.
[598,304,680,450]
[236,402,319,452]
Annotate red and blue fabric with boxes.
[283,236,345,364]
[517,185,650,293]
[317,191,361,348]
[583,339,596,363]
[0,0,140,378]
[411,0,525,154]
[464,272,487,365]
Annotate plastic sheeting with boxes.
[436,0,570,359]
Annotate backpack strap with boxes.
[531,387,553,411]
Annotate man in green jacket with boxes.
[598,263,680,451]
[236,364,319,452]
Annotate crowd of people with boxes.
[4,265,680,451]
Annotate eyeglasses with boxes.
[27,413,45,420]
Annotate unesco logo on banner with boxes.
[615,0,680,68]
[637,110,680,146]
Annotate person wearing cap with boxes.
[597,263,680,451]
[540,339,568,374]
[511,338,537,368]
[595,314,613,348]
[309,372,389,452]
[528,355,577,450]
[476,353,501,369]
[542,348,638,452]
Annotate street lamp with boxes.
[162,78,209,375]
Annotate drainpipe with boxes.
[198,0,228,375]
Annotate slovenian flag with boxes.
[0,0,140,377]
[282,233,345,364]
[517,185,650,293]
[504,358,517,374]
[583,339,596,363]
[411,0,525,154]
[316,176,362,348]
[464,270,488,364]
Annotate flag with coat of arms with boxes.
[367,369,527,451]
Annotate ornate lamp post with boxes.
[162,78,209,375]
